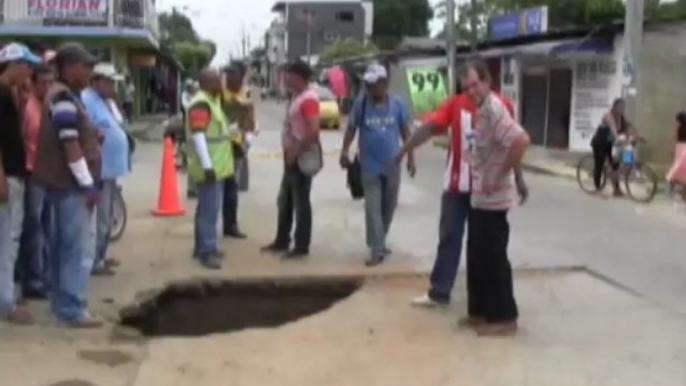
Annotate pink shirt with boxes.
[282,88,319,151]
[22,95,42,172]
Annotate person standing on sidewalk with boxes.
[262,60,321,259]
[221,62,253,239]
[0,43,42,325]
[81,63,130,276]
[397,88,527,308]
[186,68,234,270]
[340,63,415,267]
[459,61,530,336]
[34,42,103,328]
[19,64,54,300]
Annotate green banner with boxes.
[405,67,448,116]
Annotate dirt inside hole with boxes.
[119,277,362,337]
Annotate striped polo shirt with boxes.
[471,93,526,210]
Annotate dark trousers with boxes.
[273,165,313,252]
[591,136,620,191]
[222,176,239,233]
[428,192,470,304]
[467,209,518,322]
[123,101,134,122]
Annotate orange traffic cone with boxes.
[152,137,185,216]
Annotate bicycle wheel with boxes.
[577,154,605,194]
[110,188,128,242]
[624,163,658,203]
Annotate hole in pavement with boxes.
[119,277,362,337]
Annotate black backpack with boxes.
[346,96,366,200]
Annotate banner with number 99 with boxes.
[405,67,448,117]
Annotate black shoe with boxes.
[199,254,222,270]
[283,249,309,259]
[223,227,247,239]
[383,247,392,256]
[365,254,385,267]
[261,243,289,254]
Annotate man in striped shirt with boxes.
[396,86,527,312]
[460,61,530,336]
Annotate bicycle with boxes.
[110,183,127,242]
[577,136,658,203]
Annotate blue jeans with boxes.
[0,177,25,316]
[19,180,50,293]
[46,189,93,322]
[428,192,470,304]
[194,180,223,256]
[361,168,400,258]
[94,180,116,269]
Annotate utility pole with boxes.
[470,0,478,53]
[445,0,456,95]
[303,8,315,65]
[623,0,644,124]
[241,24,248,59]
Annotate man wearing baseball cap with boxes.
[339,62,415,267]
[82,63,129,277]
[0,42,42,325]
[33,42,103,328]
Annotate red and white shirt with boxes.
[425,93,514,193]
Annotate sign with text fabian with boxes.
[405,67,447,117]
[28,0,107,20]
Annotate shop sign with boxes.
[488,6,548,40]
[28,0,107,20]
[570,59,617,150]
[405,66,447,116]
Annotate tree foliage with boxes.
[436,0,686,41]
[158,8,216,77]
[371,0,434,50]
[319,38,378,65]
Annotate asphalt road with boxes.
[242,98,686,317]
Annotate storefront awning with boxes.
[466,37,614,58]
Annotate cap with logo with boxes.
[0,43,42,65]
[54,42,98,66]
[92,63,124,81]
[363,63,388,84]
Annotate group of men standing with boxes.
[339,61,530,336]
[0,42,130,327]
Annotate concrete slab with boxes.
[129,272,686,386]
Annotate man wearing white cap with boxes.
[340,63,415,267]
[82,63,130,276]
[0,42,42,325]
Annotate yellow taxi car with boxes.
[313,85,341,129]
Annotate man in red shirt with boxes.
[395,86,528,309]
[262,60,321,259]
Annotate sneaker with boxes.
[261,243,289,254]
[365,254,385,267]
[283,249,309,260]
[199,254,222,270]
[223,228,247,239]
[411,293,447,309]
[65,312,104,329]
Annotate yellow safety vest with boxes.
[186,91,234,183]
[223,86,252,143]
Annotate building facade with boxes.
[271,0,373,64]
[0,0,174,117]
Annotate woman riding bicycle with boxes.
[666,111,686,198]
[591,98,634,196]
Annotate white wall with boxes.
[500,55,521,120]
[568,34,624,151]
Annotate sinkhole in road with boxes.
[119,277,362,337]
